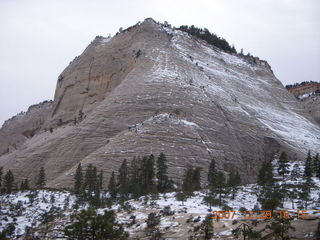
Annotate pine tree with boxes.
[192,167,202,191]
[156,153,169,192]
[118,159,129,200]
[4,170,14,193]
[203,190,217,211]
[258,161,274,187]
[299,176,314,208]
[215,171,226,206]
[92,166,101,206]
[258,161,281,213]
[108,171,117,200]
[83,164,96,194]
[267,215,295,240]
[182,166,195,196]
[98,170,103,189]
[0,167,2,189]
[145,154,156,194]
[208,158,217,189]
[129,157,142,198]
[278,152,289,177]
[291,163,300,179]
[257,161,267,186]
[74,163,83,195]
[36,167,46,188]
[261,190,282,213]
[83,164,101,206]
[200,215,214,239]
[232,223,261,239]
[64,209,128,239]
[304,150,313,177]
[227,170,241,199]
[313,153,320,178]
[175,191,186,205]
[20,179,29,191]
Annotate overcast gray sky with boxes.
[0,0,319,126]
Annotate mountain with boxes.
[0,18,319,188]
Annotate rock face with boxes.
[0,18,319,188]
[0,101,53,157]
[302,95,320,124]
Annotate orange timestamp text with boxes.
[211,210,308,220]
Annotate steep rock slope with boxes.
[0,101,53,157]
[0,19,319,188]
[301,95,320,124]
[303,94,320,124]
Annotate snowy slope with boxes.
[1,161,319,239]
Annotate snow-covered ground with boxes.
[1,161,319,239]
[0,190,77,237]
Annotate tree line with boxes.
[72,153,174,206]
[178,25,237,54]
[0,166,46,194]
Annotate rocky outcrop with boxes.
[302,95,320,124]
[0,101,53,157]
[0,18,319,188]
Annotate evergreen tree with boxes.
[4,170,14,194]
[98,170,103,189]
[143,154,156,194]
[257,161,267,186]
[74,163,83,195]
[267,216,295,240]
[83,164,101,206]
[314,153,320,178]
[64,209,128,239]
[288,189,298,209]
[108,171,117,201]
[258,161,281,213]
[129,157,142,198]
[192,167,202,191]
[278,152,289,177]
[156,153,169,192]
[175,191,186,205]
[182,166,195,196]
[215,171,226,206]
[118,160,129,200]
[207,158,217,189]
[232,223,261,239]
[258,161,274,187]
[0,167,2,189]
[291,163,301,179]
[299,176,314,208]
[200,215,214,239]
[203,190,217,211]
[304,150,313,177]
[261,189,282,213]
[36,167,46,188]
[20,178,29,191]
[227,170,241,199]
[83,164,97,194]
[178,25,237,54]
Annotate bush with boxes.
[161,206,175,216]
[64,209,128,239]
[146,212,160,228]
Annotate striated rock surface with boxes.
[302,95,320,124]
[0,18,319,188]
[0,101,53,158]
